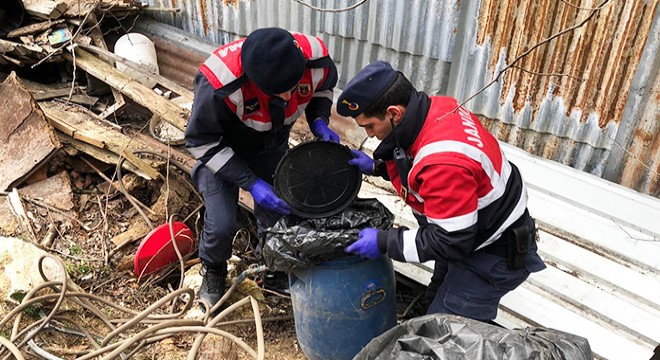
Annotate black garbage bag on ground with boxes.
[262,198,394,272]
[354,314,593,360]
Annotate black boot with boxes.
[199,262,227,310]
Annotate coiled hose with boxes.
[0,151,269,359]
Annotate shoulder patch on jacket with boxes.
[244,98,260,114]
[297,83,311,97]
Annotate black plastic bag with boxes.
[354,314,593,360]
[262,198,394,272]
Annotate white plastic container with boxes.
[114,33,160,88]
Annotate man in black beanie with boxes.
[185,28,339,310]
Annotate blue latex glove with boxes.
[249,179,291,215]
[348,149,375,175]
[311,118,340,143]
[345,228,382,259]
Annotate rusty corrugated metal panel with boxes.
[449,0,659,196]
[474,0,655,128]
[615,50,660,196]
[603,8,660,197]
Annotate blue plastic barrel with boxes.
[288,255,397,360]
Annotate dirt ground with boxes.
[0,110,426,359]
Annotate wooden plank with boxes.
[0,39,44,58]
[40,101,158,180]
[124,128,195,171]
[22,0,68,19]
[78,43,194,103]
[65,48,189,132]
[120,150,160,181]
[0,73,60,191]
[31,87,72,100]
[7,20,65,38]
[86,13,126,118]
[67,94,99,106]
[56,132,148,178]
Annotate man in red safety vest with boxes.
[340,61,546,322]
[185,28,339,310]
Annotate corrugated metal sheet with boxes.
[142,0,660,197]
[145,0,458,91]
[603,9,660,196]
[449,0,660,194]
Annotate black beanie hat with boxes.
[337,61,399,118]
[241,28,306,95]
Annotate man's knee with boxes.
[427,287,501,322]
[202,213,239,242]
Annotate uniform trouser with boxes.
[425,214,546,321]
[191,162,282,265]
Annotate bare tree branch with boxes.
[291,0,369,12]
[510,65,585,81]
[560,0,607,11]
[608,133,659,177]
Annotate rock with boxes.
[0,236,66,303]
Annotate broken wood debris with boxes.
[7,188,38,242]
[78,43,194,103]
[0,172,75,237]
[22,0,68,20]
[0,6,213,307]
[7,19,66,38]
[64,47,190,131]
[2,0,192,140]
[40,101,161,180]
[0,0,141,65]
[0,72,61,191]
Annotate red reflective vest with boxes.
[384,96,527,251]
[198,33,333,132]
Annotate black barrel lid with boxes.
[274,141,362,218]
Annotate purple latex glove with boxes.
[249,179,291,215]
[311,118,340,143]
[348,149,374,175]
[345,228,382,259]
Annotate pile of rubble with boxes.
[0,0,198,247]
[0,0,209,304]
[0,0,140,66]
[0,2,291,358]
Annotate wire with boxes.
[291,0,369,12]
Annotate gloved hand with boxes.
[345,228,382,259]
[311,118,340,143]
[249,179,291,215]
[348,149,374,175]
